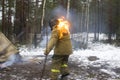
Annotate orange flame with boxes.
[57,17,70,39]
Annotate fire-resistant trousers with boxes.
[50,55,70,80]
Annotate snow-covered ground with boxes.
[71,42,120,68]
[19,33,120,79]
[20,42,120,68]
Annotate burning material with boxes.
[57,16,70,39]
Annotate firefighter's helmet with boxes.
[49,18,59,30]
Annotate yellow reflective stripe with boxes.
[51,69,60,73]
[61,64,68,67]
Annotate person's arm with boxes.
[44,29,59,55]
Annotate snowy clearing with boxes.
[17,42,120,80]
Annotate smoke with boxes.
[0,53,22,69]
[48,6,82,48]
[47,6,77,32]
[50,6,67,19]
[43,5,107,49]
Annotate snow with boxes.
[19,34,120,67]
[18,33,120,79]
[70,43,120,67]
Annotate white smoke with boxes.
[50,6,67,19]
[0,53,22,69]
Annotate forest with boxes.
[0,0,120,48]
[0,0,120,80]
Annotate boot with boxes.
[60,73,70,80]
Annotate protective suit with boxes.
[44,18,73,80]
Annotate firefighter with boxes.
[44,17,73,80]
[0,32,22,70]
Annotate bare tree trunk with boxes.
[14,0,27,43]
[81,2,86,33]
[108,0,113,43]
[41,0,46,31]
[94,0,97,41]
[8,0,12,40]
[33,0,39,48]
[2,0,5,34]
[66,0,70,19]
[97,0,100,41]
[116,0,120,41]
[86,0,90,44]
[35,0,39,33]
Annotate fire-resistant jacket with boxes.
[45,25,73,55]
[0,32,19,62]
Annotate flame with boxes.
[57,17,70,39]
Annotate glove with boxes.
[44,49,49,55]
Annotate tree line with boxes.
[0,0,120,47]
